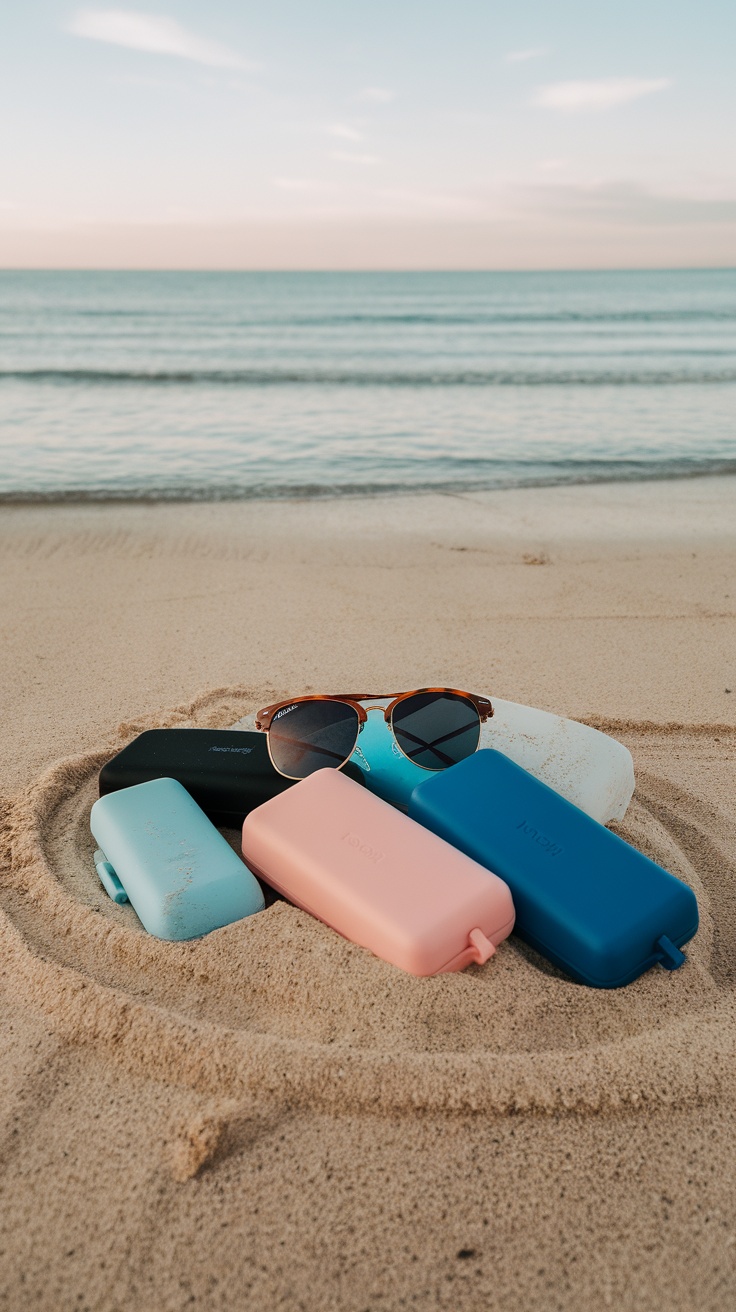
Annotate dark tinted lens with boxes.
[391,692,480,771]
[268,700,360,779]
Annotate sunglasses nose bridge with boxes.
[363,703,392,724]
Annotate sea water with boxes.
[1,268,734,500]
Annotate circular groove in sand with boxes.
[2,697,734,1115]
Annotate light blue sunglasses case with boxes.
[90,776,265,940]
[347,710,429,808]
[347,700,636,824]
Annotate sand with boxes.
[1,476,735,1311]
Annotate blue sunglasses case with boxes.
[91,776,265,940]
[409,750,699,989]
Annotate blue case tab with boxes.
[409,750,698,989]
[90,777,265,940]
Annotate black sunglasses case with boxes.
[98,728,296,827]
[99,727,365,827]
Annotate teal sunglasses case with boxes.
[90,776,265,940]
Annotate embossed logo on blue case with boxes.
[516,819,563,857]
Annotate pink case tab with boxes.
[241,768,515,976]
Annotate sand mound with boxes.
[2,690,735,1120]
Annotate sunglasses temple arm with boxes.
[393,729,456,768]
[395,718,479,767]
[426,720,480,749]
[270,733,354,768]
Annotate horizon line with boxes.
[1,264,735,275]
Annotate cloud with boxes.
[505,48,546,64]
[326,123,363,141]
[272,177,332,192]
[370,186,476,216]
[331,151,379,165]
[357,87,395,103]
[534,77,671,111]
[519,179,736,226]
[67,8,253,70]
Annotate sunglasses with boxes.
[254,688,493,781]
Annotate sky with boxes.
[1,1,735,268]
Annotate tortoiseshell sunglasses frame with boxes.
[255,687,493,776]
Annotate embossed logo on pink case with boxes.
[241,768,515,976]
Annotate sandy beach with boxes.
[1,474,736,1311]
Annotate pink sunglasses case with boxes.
[241,768,515,975]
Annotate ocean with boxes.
[1,268,735,501]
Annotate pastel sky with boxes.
[1,0,735,268]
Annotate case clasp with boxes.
[468,927,495,965]
[656,934,686,971]
[94,849,128,904]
